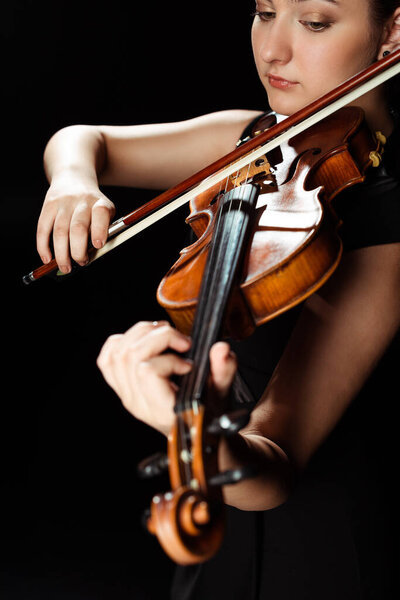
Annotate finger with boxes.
[97,322,168,366]
[138,353,193,380]
[96,333,124,386]
[123,321,191,361]
[120,320,171,344]
[36,204,56,264]
[134,367,177,434]
[209,341,237,396]
[91,197,116,249]
[97,323,191,391]
[69,203,92,265]
[97,324,189,382]
[52,208,73,273]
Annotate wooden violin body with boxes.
[157,107,381,339]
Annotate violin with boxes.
[22,50,400,565]
[139,105,383,565]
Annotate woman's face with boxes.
[251,0,382,116]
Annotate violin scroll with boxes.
[146,486,224,565]
[141,404,224,565]
[141,404,256,565]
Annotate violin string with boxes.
[182,178,237,411]
[170,160,254,488]
[186,161,252,411]
[161,166,233,290]
[184,172,234,441]
[190,179,251,402]
[173,163,257,490]
[183,167,246,486]
[168,169,237,487]
[180,203,231,487]
[191,161,252,398]
[191,165,245,385]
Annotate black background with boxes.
[2,1,267,598]
[5,3,399,600]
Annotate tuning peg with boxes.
[137,452,169,479]
[208,464,259,487]
[207,409,251,436]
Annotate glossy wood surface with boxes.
[157,107,381,338]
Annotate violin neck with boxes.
[175,183,259,414]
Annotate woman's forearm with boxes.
[218,432,295,511]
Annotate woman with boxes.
[37,1,400,598]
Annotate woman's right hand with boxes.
[36,174,115,273]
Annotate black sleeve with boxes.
[333,162,400,251]
[236,111,269,145]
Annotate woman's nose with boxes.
[256,18,293,65]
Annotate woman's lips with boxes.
[267,74,298,89]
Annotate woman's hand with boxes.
[96,321,237,436]
[35,110,261,274]
[36,174,115,273]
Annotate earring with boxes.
[383,50,390,57]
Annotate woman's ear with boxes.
[379,8,400,58]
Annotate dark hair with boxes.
[369,0,400,116]
[368,1,400,175]
[369,0,400,22]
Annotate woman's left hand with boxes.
[97,320,237,436]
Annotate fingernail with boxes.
[93,239,104,249]
[41,256,50,264]
[60,265,71,274]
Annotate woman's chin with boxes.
[266,89,311,118]
[267,97,299,117]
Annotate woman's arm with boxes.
[37,109,262,272]
[233,242,400,508]
[97,243,400,511]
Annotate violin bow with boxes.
[23,49,400,284]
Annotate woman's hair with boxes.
[368,1,400,175]
[369,0,400,116]
[369,0,400,23]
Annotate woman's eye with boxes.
[251,11,276,22]
[301,20,332,32]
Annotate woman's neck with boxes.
[351,87,394,137]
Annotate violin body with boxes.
[157,107,381,339]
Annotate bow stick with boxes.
[23,49,400,284]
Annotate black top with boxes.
[171,116,400,600]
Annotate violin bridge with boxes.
[229,152,274,187]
